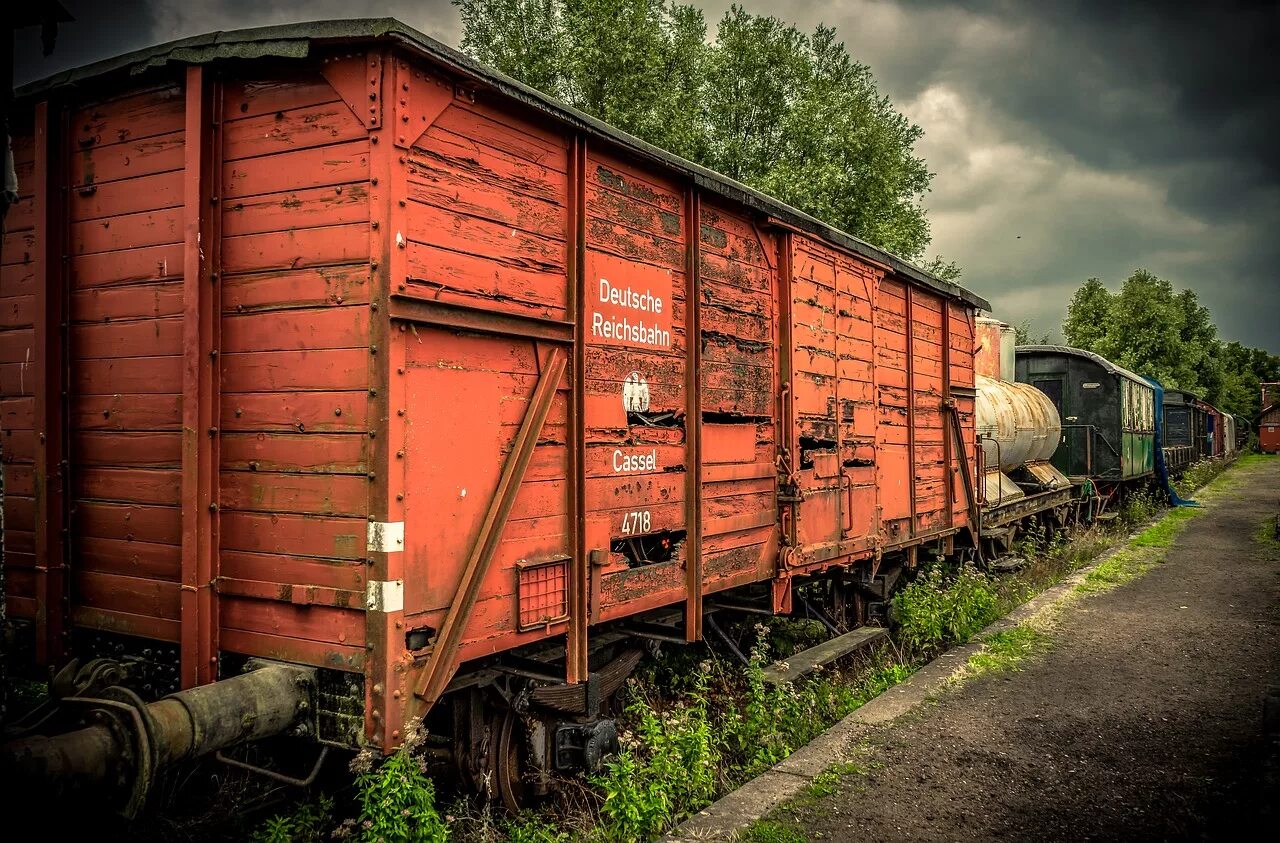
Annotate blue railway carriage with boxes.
[1015,346,1156,483]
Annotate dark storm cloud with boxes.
[14,0,162,83]
[716,0,1280,349]
[11,0,1279,350]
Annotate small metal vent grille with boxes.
[517,557,570,631]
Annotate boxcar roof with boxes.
[1016,345,1152,389]
[1161,387,1203,404]
[15,17,989,311]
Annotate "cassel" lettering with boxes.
[612,448,657,473]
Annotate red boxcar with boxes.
[1,19,987,770]
[1261,383,1280,454]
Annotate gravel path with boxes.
[786,458,1280,842]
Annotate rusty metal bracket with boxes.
[321,51,383,130]
[750,219,777,271]
[413,346,569,707]
[389,57,454,149]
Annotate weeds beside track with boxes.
[241,456,1265,842]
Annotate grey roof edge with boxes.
[15,17,990,311]
[1015,344,1153,388]
[1160,386,1204,402]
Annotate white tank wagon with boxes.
[973,318,1075,542]
[976,375,1067,504]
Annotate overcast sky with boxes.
[15,0,1279,351]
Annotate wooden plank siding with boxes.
[215,67,373,667]
[2,36,987,755]
[1,124,37,620]
[65,83,188,641]
[697,202,779,593]
[584,149,689,622]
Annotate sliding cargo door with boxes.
[787,238,879,565]
[697,203,779,593]
[396,87,574,665]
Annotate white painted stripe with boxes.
[367,520,405,553]
[366,579,404,613]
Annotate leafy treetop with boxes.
[1061,269,1279,422]
[454,0,950,268]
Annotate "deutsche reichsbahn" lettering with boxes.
[591,313,671,347]
[592,278,672,348]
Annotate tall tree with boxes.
[1013,320,1051,345]
[1061,277,1113,353]
[1101,270,1184,385]
[455,0,938,262]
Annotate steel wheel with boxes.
[488,708,528,813]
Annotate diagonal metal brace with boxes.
[413,346,569,708]
[945,401,984,561]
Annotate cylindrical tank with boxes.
[975,374,1061,471]
[975,316,1017,382]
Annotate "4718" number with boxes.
[620,510,651,535]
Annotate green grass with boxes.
[1075,548,1155,594]
[963,624,1052,678]
[736,819,808,843]
[1254,516,1280,561]
[1131,506,1201,547]
[1075,498,1209,595]
[1235,453,1275,470]
[801,761,868,800]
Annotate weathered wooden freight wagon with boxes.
[1016,346,1155,485]
[0,19,988,809]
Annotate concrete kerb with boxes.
[662,500,1219,841]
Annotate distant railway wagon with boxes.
[1161,388,1208,472]
[0,19,990,811]
[1205,403,1226,459]
[1262,383,1280,454]
[1015,346,1156,484]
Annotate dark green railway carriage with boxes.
[1015,346,1156,482]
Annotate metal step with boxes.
[760,627,890,686]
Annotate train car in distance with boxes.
[1204,402,1225,459]
[1261,383,1280,454]
[1015,346,1156,488]
[1161,388,1208,474]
